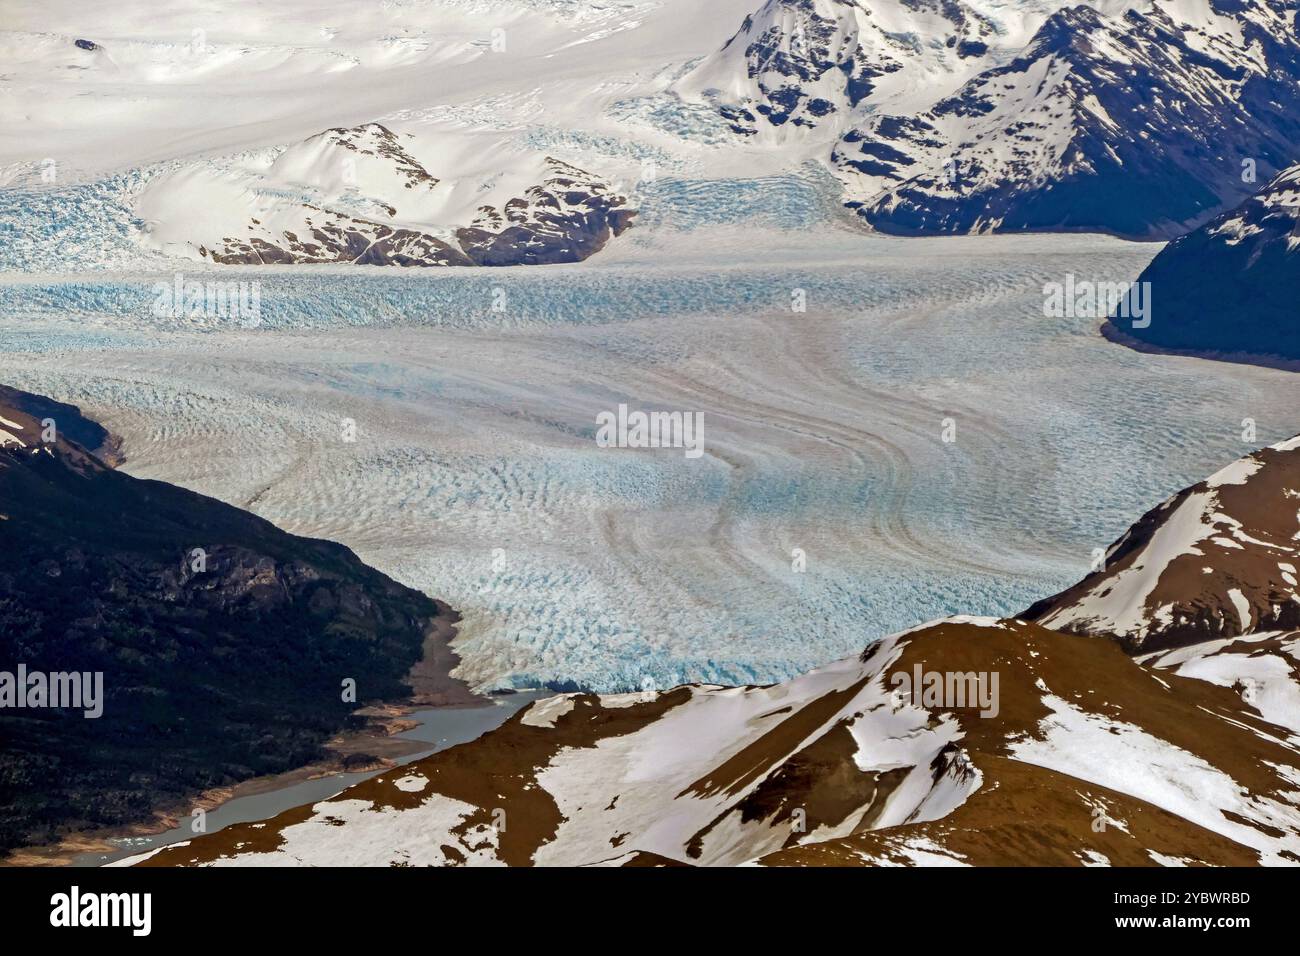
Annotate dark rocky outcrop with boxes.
[178,125,636,268]
[688,0,1300,240]
[1105,164,1300,364]
[0,385,460,854]
[455,159,638,266]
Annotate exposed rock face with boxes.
[137,124,635,268]
[455,159,638,266]
[203,215,472,267]
[1026,436,1300,653]
[0,384,116,463]
[0,385,465,855]
[1106,164,1300,364]
[851,0,1300,237]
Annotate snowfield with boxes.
[8,0,1294,269]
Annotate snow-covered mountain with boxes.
[1106,163,1300,363]
[0,0,738,272]
[126,615,1300,867]
[846,0,1300,237]
[672,0,1004,142]
[1027,435,1300,652]
[678,0,1300,238]
[125,440,1300,867]
[8,0,1300,262]
[136,124,635,267]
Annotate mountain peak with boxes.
[1027,438,1300,651]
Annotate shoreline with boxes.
[1,610,504,868]
[0,388,494,868]
[1100,320,1300,373]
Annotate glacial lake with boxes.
[75,691,548,867]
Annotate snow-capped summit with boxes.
[668,0,1300,236]
[272,124,443,218]
[135,124,636,267]
[1028,436,1300,651]
[845,0,1300,237]
[11,0,1300,259]
[125,613,1300,867]
[673,0,1001,142]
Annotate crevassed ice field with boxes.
[1,170,1293,692]
[3,0,1297,693]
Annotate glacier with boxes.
[1,215,1296,693]
[3,0,1298,693]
